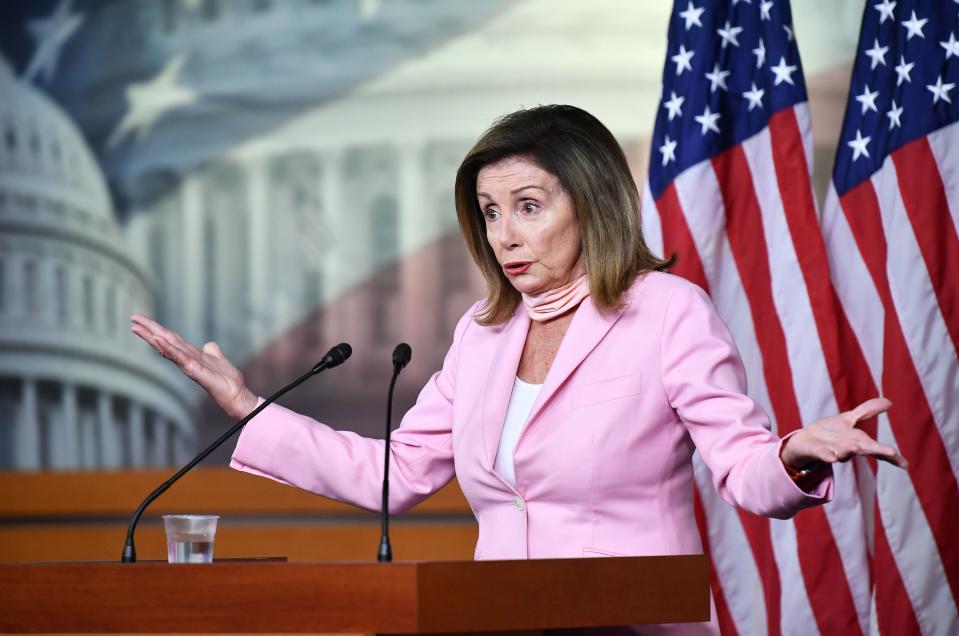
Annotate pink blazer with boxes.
[231,272,831,630]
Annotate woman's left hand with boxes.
[780,398,909,471]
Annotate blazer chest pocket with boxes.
[570,372,643,409]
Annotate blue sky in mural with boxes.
[0,0,509,217]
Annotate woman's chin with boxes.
[508,278,548,295]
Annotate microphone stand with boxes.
[121,344,351,563]
[378,343,411,562]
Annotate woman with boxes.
[131,105,907,634]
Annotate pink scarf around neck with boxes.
[521,275,590,322]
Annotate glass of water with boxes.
[162,514,219,564]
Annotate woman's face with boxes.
[477,155,585,296]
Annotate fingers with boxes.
[823,439,909,470]
[130,323,201,376]
[879,451,910,470]
[845,397,893,426]
[130,323,169,357]
[134,327,184,366]
[130,314,199,356]
[814,446,842,464]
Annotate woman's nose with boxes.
[496,212,521,248]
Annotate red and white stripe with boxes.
[822,120,959,636]
[640,103,959,634]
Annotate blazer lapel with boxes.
[523,295,630,432]
[481,304,531,469]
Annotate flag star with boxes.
[717,20,743,48]
[694,105,721,135]
[901,10,927,40]
[753,38,766,68]
[659,135,678,166]
[847,129,871,161]
[743,82,765,111]
[886,100,903,129]
[874,0,896,24]
[23,0,85,84]
[672,44,695,76]
[107,54,198,148]
[855,84,879,114]
[771,56,798,86]
[783,24,794,41]
[894,55,914,86]
[759,0,773,21]
[927,74,956,104]
[678,1,704,30]
[705,63,731,93]
[941,33,959,59]
[663,91,685,121]
[864,38,888,69]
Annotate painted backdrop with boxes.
[0,0,862,471]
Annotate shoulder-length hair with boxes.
[454,104,672,326]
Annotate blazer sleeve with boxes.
[659,282,833,519]
[229,302,478,514]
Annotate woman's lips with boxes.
[503,261,532,276]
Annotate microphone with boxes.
[121,342,352,563]
[378,343,412,562]
[392,343,412,370]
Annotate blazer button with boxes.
[513,495,525,511]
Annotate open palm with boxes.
[130,314,257,420]
[780,397,908,470]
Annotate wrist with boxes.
[232,390,258,421]
[779,432,824,482]
[779,432,803,469]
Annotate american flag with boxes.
[820,0,959,634]
[643,0,957,634]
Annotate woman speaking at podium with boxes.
[131,105,907,634]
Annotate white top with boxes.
[494,377,543,488]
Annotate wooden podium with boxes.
[1,556,709,635]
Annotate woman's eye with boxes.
[522,201,540,213]
[483,208,500,221]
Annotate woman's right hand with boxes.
[130,314,258,421]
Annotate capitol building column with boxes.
[128,402,146,467]
[320,147,347,295]
[150,413,169,468]
[41,258,57,326]
[56,383,80,469]
[172,425,191,464]
[97,391,121,468]
[179,175,204,347]
[14,378,41,470]
[245,157,270,345]
[9,253,25,322]
[397,142,424,256]
[79,408,97,468]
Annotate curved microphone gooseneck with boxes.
[120,343,352,563]
[378,343,412,562]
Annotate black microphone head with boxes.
[319,342,352,370]
[392,343,412,369]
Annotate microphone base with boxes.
[377,538,392,563]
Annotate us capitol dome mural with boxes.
[0,57,196,470]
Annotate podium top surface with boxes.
[2,555,709,634]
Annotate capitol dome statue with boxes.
[0,56,196,470]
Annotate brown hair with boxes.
[454,104,672,325]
